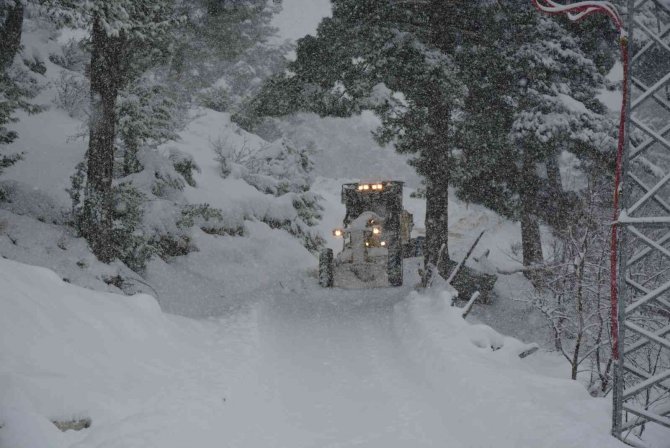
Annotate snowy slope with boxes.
[0,258,631,448]
[0,22,321,317]
[145,109,318,317]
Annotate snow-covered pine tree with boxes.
[0,0,23,182]
[170,0,285,110]
[45,0,175,262]
[117,77,181,177]
[0,0,41,199]
[452,0,614,268]
[0,0,22,69]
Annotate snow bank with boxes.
[393,289,624,448]
[0,258,216,448]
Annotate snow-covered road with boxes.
[251,286,456,447]
[0,259,634,448]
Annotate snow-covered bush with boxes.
[212,136,324,252]
[70,146,245,272]
[48,38,88,72]
[1,48,43,201]
[169,148,199,187]
[261,191,324,252]
[211,136,258,178]
[197,85,231,112]
[22,49,46,75]
[54,71,88,119]
[110,183,155,272]
[117,78,182,177]
[178,203,245,237]
[214,138,314,195]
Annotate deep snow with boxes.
[0,258,628,448]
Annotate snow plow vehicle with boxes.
[319,181,415,288]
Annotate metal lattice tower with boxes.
[612,0,670,444]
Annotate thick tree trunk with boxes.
[420,97,452,285]
[0,2,24,69]
[423,131,451,281]
[520,151,543,268]
[546,151,568,230]
[424,172,450,271]
[83,17,124,262]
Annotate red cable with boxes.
[531,0,628,360]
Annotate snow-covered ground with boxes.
[0,258,629,448]
[5,14,668,448]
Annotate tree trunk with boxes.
[546,151,568,230]
[420,99,452,285]
[423,133,451,281]
[0,2,24,69]
[520,151,543,268]
[424,172,450,270]
[83,17,124,262]
[546,152,562,197]
[520,205,542,266]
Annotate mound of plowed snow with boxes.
[394,290,624,448]
[0,258,226,447]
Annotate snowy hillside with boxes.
[0,258,626,448]
[0,20,321,317]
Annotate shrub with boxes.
[169,149,200,187]
[198,86,231,112]
[49,39,88,72]
[54,71,89,119]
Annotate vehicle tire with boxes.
[319,248,334,287]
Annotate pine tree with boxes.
[452,1,614,268]
[170,0,284,106]
[0,0,24,179]
[0,0,22,69]
[46,0,175,262]
[117,77,181,177]
[0,0,41,198]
